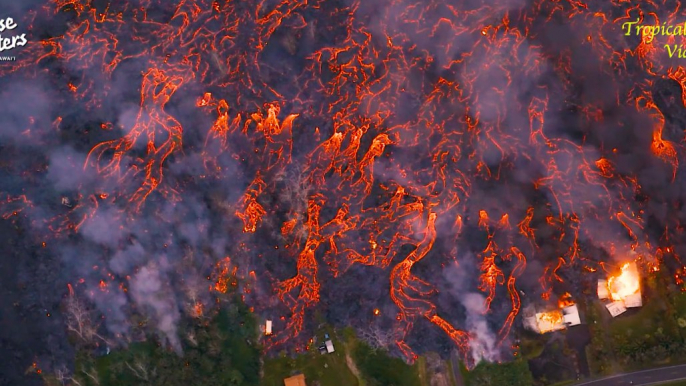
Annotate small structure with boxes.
[318,345,327,355]
[535,310,566,333]
[265,320,272,335]
[562,305,581,326]
[606,301,627,317]
[597,279,610,300]
[623,292,642,308]
[284,374,307,386]
[325,339,335,353]
[598,261,642,317]
[523,302,581,334]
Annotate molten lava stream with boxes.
[389,212,471,367]
[84,68,185,211]
[497,247,527,346]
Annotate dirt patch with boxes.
[425,352,452,386]
[345,350,363,384]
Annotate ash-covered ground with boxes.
[2,0,686,384]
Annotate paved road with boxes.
[574,364,686,386]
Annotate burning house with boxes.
[523,303,581,334]
[4,1,686,383]
[598,262,642,317]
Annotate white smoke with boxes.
[460,293,500,364]
[130,264,182,353]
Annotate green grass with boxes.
[416,356,429,386]
[519,332,546,360]
[72,297,262,386]
[351,342,422,386]
[462,359,533,386]
[547,380,576,386]
[658,380,686,386]
[261,327,359,386]
[672,292,686,334]
[445,358,458,386]
[607,292,673,341]
[261,347,358,386]
[262,326,426,386]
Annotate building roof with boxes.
[606,300,627,317]
[284,374,306,386]
[535,311,566,333]
[624,292,642,308]
[562,305,581,326]
[597,279,609,300]
[325,340,335,353]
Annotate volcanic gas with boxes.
[1,0,686,380]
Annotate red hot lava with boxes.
[1,0,686,370]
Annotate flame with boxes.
[607,262,640,301]
[558,292,575,309]
[2,0,686,370]
[536,311,564,334]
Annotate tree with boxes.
[63,289,106,347]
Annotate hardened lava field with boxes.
[1,0,686,381]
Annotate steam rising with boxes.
[0,0,685,381]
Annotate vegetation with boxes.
[352,342,422,386]
[583,268,686,377]
[519,332,546,360]
[605,271,686,369]
[66,297,261,386]
[462,359,534,386]
[261,325,359,386]
[585,300,614,376]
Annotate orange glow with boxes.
[558,292,575,309]
[193,302,203,317]
[607,262,640,301]
[2,0,684,370]
[536,310,564,334]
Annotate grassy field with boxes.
[261,327,359,386]
[262,326,427,386]
[460,358,533,386]
[583,269,686,375]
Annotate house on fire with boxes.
[598,261,642,317]
[523,303,581,334]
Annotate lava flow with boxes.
[2,0,686,371]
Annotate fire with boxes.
[607,262,640,301]
[3,0,686,373]
[536,311,564,334]
[558,292,575,309]
[193,302,203,317]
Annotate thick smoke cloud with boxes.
[1,0,685,383]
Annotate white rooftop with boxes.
[606,301,627,317]
[535,311,566,333]
[562,305,581,326]
[325,340,335,353]
[623,292,642,308]
[597,279,609,300]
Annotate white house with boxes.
[325,340,335,353]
